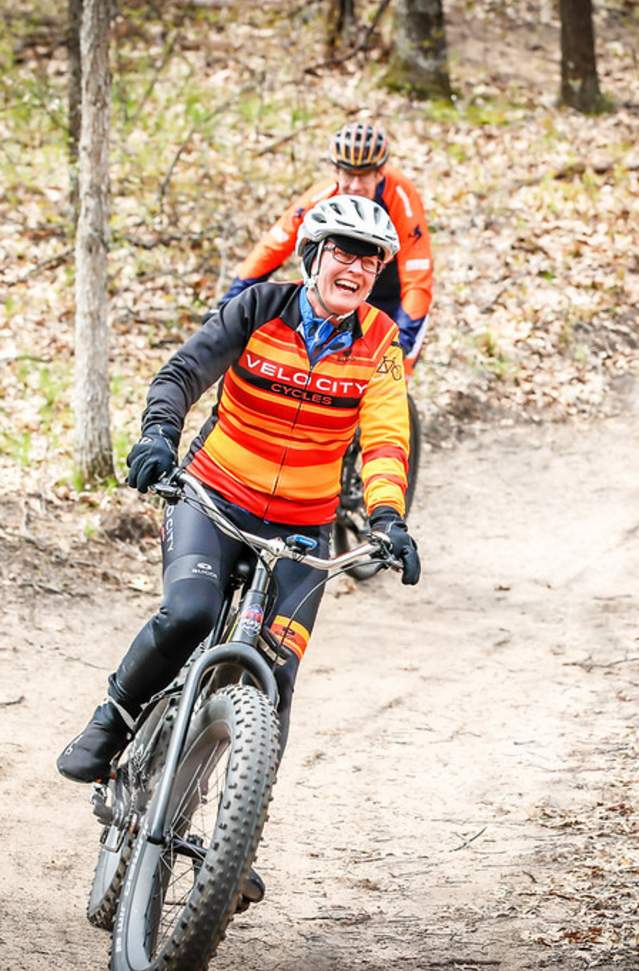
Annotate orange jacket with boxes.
[221,166,433,362]
[143,283,410,525]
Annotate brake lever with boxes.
[150,472,183,504]
[369,530,404,573]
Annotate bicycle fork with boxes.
[146,555,279,845]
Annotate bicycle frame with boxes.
[144,470,395,845]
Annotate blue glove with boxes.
[369,506,421,586]
[126,425,177,493]
[394,307,427,357]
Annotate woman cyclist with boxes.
[57,194,421,792]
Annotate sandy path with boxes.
[1,401,638,970]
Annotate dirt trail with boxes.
[2,396,638,971]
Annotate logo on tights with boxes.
[164,505,175,553]
[191,561,218,580]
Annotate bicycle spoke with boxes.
[146,740,232,957]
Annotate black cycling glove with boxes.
[369,505,421,586]
[126,425,178,493]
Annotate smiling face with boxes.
[307,241,382,318]
[335,166,385,200]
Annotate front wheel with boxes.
[111,684,280,971]
[333,393,421,581]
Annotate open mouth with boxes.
[335,278,358,293]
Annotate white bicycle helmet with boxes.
[295,194,400,265]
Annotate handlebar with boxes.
[152,470,402,575]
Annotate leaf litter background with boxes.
[0,1,638,967]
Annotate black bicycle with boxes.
[334,391,421,581]
[85,469,401,971]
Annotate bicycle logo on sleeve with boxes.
[376,356,403,381]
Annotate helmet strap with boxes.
[305,238,325,290]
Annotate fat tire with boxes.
[87,698,175,930]
[111,684,279,971]
[403,392,421,513]
[87,826,133,930]
[334,393,422,580]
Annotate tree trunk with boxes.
[73,0,114,483]
[68,0,83,224]
[384,0,451,101]
[326,0,357,57]
[559,0,608,113]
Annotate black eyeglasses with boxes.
[324,243,382,275]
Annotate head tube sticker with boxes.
[239,604,264,636]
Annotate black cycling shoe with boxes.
[235,868,265,913]
[56,701,131,784]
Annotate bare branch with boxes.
[253,123,316,158]
[129,29,182,127]
[6,248,74,288]
[0,695,26,707]
[157,82,257,212]
[451,826,487,852]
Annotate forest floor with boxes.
[2,380,638,971]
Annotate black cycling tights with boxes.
[110,487,330,750]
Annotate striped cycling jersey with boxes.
[220,165,433,363]
[141,282,410,526]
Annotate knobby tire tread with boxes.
[87,832,134,930]
[111,684,280,971]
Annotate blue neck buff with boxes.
[299,287,354,367]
